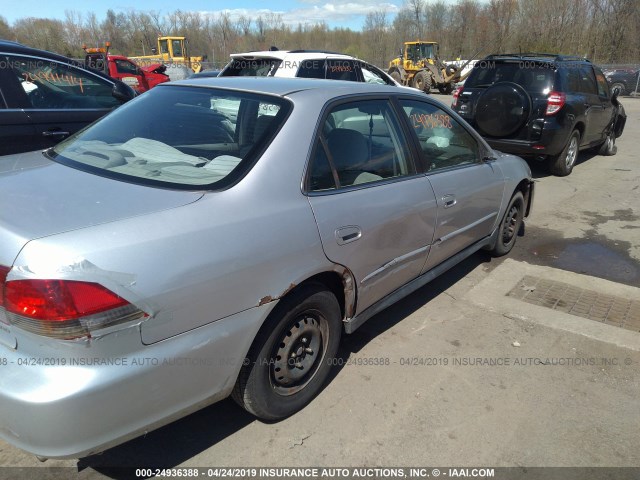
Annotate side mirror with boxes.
[112,81,136,103]
[611,85,621,99]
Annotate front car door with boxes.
[397,98,506,272]
[4,54,121,153]
[113,58,147,93]
[306,98,437,313]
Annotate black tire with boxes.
[549,129,580,176]
[232,284,342,420]
[597,131,618,156]
[390,70,402,84]
[475,82,531,137]
[413,71,432,94]
[438,82,455,94]
[610,82,626,96]
[491,191,525,257]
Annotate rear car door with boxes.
[307,98,437,313]
[0,57,36,155]
[5,54,120,153]
[397,98,505,272]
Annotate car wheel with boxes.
[610,82,626,96]
[597,131,617,156]
[491,191,525,257]
[438,82,455,94]
[413,71,432,94]
[232,284,341,420]
[549,129,580,176]
[390,70,402,84]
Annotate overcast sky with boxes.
[2,0,407,29]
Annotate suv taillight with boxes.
[2,272,145,339]
[546,91,566,115]
[452,86,463,107]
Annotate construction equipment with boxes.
[83,42,169,93]
[129,36,205,80]
[388,41,462,94]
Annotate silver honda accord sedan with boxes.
[0,77,533,459]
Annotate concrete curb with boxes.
[464,258,640,351]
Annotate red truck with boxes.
[83,42,170,94]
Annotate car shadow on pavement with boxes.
[527,150,600,179]
[79,252,493,478]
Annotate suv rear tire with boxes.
[549,129,580,176]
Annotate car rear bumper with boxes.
[0,304,271,459]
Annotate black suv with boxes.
[0,40,135,156]
[452,54,626,176]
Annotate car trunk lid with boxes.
[0,151,203,267]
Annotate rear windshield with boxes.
[219,58,282,77]
[49,85,291,190]
[465,61,555,93]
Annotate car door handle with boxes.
[335,226,362,245]
[42,130,70,137]
[442,194,457,208]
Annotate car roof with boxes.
[0,39,75,64]
[229,50,355,62]
[172,76,411,97]
[485,53,589,63]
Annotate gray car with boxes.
[0,77,533,459]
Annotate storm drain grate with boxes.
[507,275,640,333]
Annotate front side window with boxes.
[49,85,291,189]
[8,55,118,109]
[115,59,139,75]
[159,40,169,54]
[360,64,388,85]
[399,99,479,172]
[594,68,610,97]
[308,99,414,191]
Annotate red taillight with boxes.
[546,91,566,115]
[4,280,128,321]
[0,265,9,308]
[2,277,144,339]
[452,86,463,107]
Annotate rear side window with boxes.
[297,59,360,82]
[466,62,554,93]
[8,55,118,109]
[220,58,281,77]
[297,60,325,79]
[50,86,291,190]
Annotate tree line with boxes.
[0,0,637,70]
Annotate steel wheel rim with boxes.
[502,204,519,244]
[566,136,578,168]
[270,312,328,396]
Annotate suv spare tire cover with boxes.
[476,82,532,137]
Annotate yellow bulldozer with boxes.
[388,41,461,94]
[129,36,204,80]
